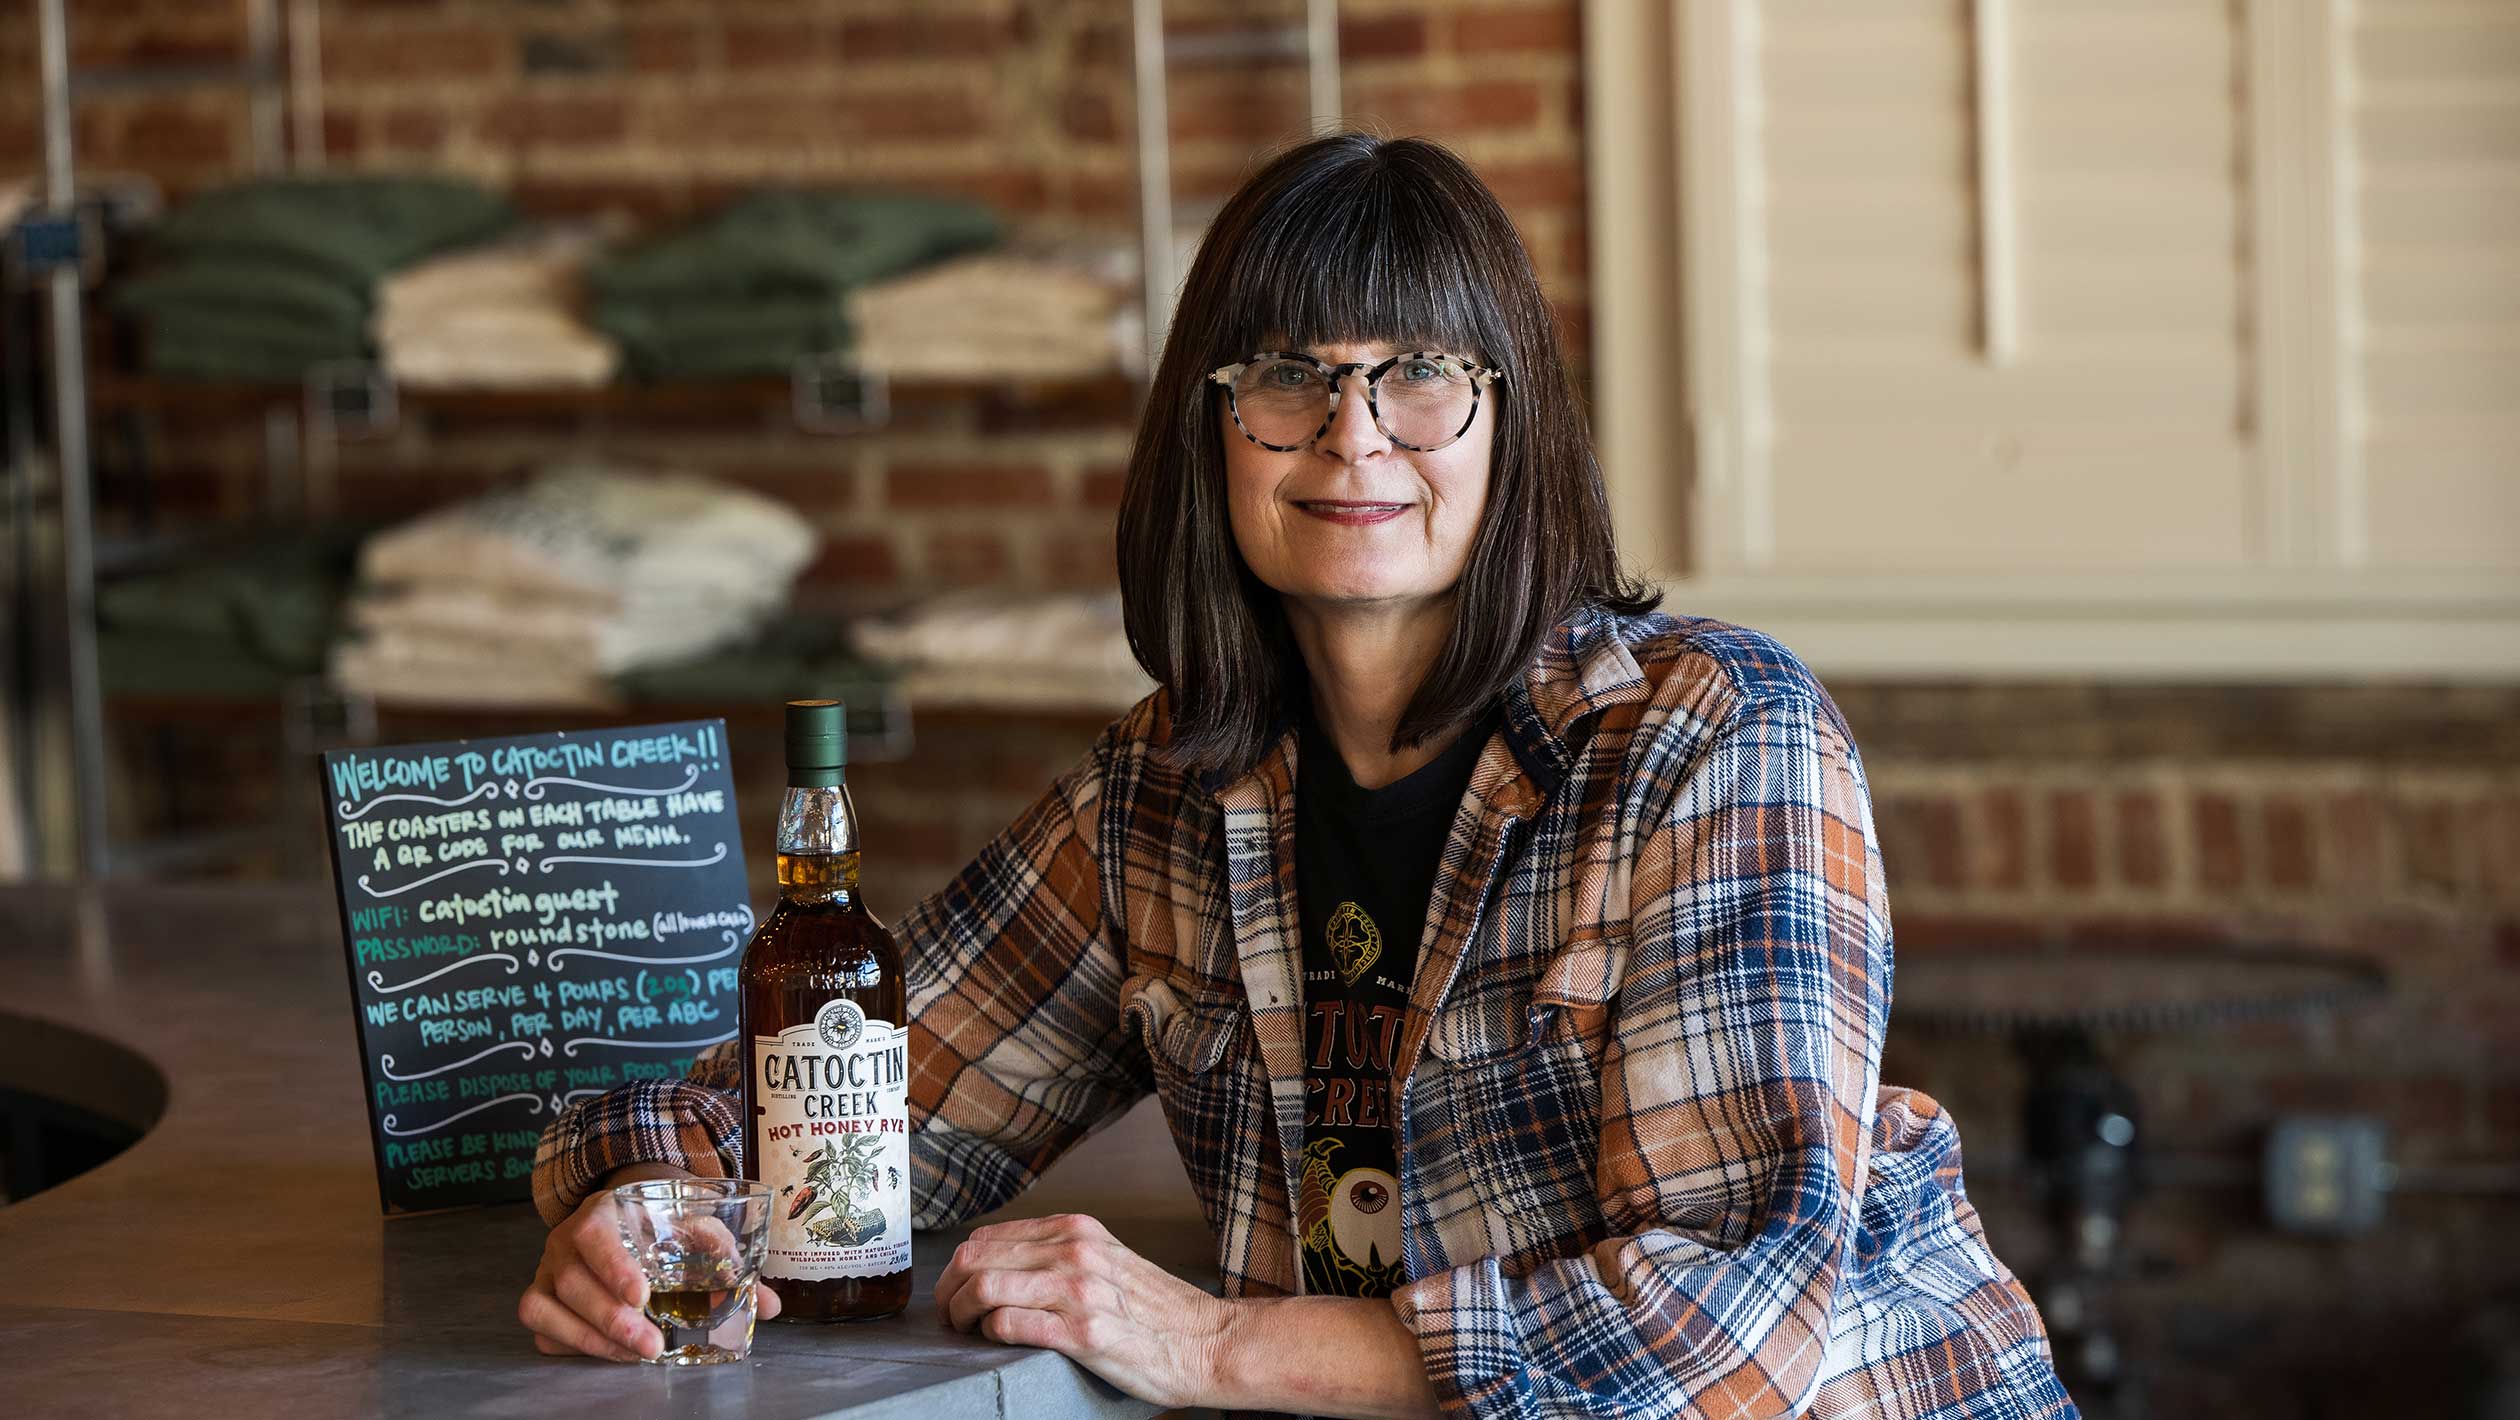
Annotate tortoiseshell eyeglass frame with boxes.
[1206,349,1503,453]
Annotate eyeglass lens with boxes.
[1229,354,1479,450]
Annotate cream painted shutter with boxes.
[2353,0,2520,568]
[1754,0,2252,574]
[1591,0,2520,674]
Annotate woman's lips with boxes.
[1294,500,1410,526]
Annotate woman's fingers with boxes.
[519,1268,647,1363]
[564,1201,651,1307]
[755,1279,783,1321]
[934,1236,1078,1330]
[939,1251,1090,1333]
[968,1212,1110,1246]
[978,1305,1072,1350]
[553,1256,662,1359]
[674,1216,744,1268]
[928,1215,1226,1409]
[932,1213,1106,1308]
[530,1323,641,1364]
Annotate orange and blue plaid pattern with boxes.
[537,608,2074,1419]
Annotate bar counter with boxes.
[0,883,1215,1419]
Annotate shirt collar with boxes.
[1195,604,1661,804]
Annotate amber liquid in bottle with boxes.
[739,736,912,1321]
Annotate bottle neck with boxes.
[774,780,860,904]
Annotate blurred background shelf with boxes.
[82,370,1147,430]
[10,0,1333,882]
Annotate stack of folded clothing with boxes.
[588,189,1003,380]
[370,221,623,389]
[331,462,819,709]
[98,528,362,698]
[613,613,899,714]
[111,175,514,382]
[846,229,1139,380]
[849,589,1152,712]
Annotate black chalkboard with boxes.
[319,719,752,1215]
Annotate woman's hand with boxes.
[934,1212,1228,1409]
[518,1163,783,1361]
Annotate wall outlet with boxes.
[2264,1115,2390,1236]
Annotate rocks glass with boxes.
[612,1178,773,1365]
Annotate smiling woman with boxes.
[1118,135,1657,786]
[523,132,2074,1420]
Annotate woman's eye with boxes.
[1399,360,1439,382]
[1266,364,1315,388]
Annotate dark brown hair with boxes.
[1116,131,1658,776]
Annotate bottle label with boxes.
[753,998,912,1281]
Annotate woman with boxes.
[519,133,2073,1419]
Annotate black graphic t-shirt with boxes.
[1293,698,1496,1297]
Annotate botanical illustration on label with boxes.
[753,998,911,1280]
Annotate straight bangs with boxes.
[1208,171,1503,370]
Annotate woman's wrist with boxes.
[1199,1294,1257,1408]
[1204,1295,1439,1419]
[600,1162,694,1191]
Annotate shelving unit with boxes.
[12,2,1342,877]
[13,0,323,874]
[1133,0,1341,364]
[83,371,1143,431]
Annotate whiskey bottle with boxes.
[739,699,912,1321]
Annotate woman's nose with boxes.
[1319,370,1390,462]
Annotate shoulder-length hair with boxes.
[1116,131,1658,777]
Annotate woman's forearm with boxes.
[1210,1295,1442,1419]
[603,1161,694,1188]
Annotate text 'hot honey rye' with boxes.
[739,699,912,1321]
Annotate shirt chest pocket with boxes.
[1122,975,1257,1211]
[1123,975,1249,1076]
[1414,934,1623,1260]
[1423,930,1625,1067]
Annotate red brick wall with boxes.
[1845,682,2520,1413]
[3,1,1591,601]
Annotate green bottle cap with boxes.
[784,699,846,787]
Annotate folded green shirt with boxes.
[141,316,368,382]
[112,259,373,344]
[613,615,896,709]
[589,189,1000,304]
[594,293,851,379]
[151,174,514,290]
[97,528,361,673]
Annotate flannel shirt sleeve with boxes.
[531,1040,742,1226]
[1393,691,1890,1419]
[898,735,1151,1228]
[530,728,1147,1231]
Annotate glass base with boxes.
[649,1342,750,1366]
[640,1283,759,1364]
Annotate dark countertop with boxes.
[0,883,1214,1419]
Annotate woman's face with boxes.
[1218,338,1495,615]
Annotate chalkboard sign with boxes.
[320,720,753,1214]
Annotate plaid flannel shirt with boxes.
[537,607,2075,1420]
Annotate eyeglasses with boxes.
[1208,349,1501,453]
